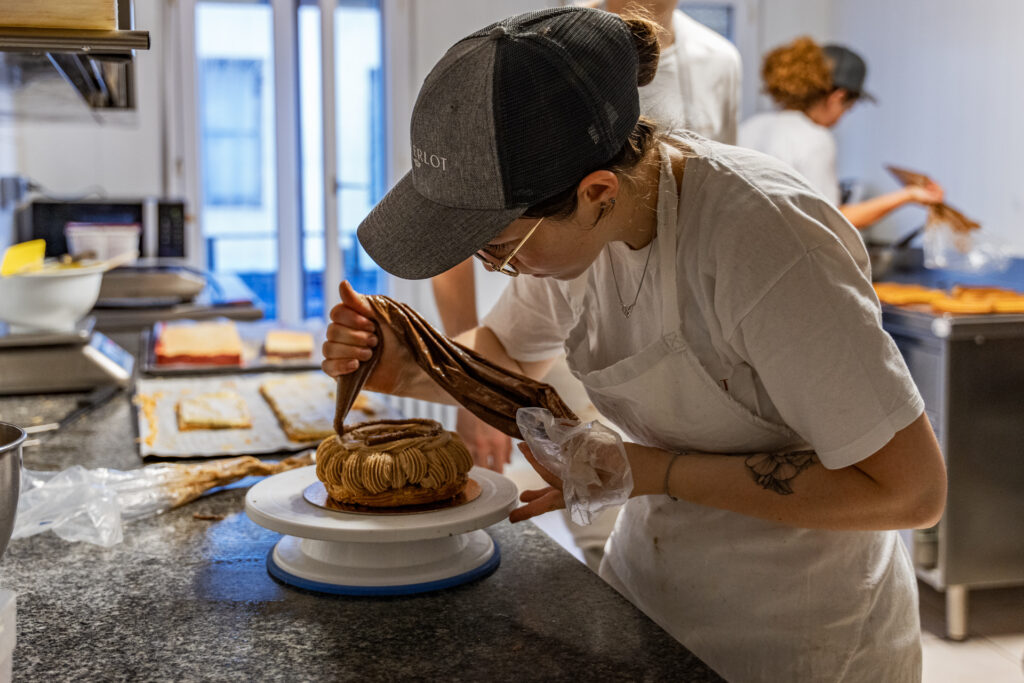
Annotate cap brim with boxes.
[857,90,877,104]
[357,171,526,280]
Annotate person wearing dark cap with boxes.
[323,8,945,681]
[739,36,944,229]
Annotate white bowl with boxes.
[0,264,105,333]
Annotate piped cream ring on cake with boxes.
[315,419,473,507]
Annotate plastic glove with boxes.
[516,407,632,526]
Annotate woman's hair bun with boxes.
[621,15,661,88]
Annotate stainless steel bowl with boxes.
[0,422,25,561]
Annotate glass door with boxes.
[195,1,280,316]
[192,0,387,321]
[298,0,387,320]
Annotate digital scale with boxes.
[0,317,134,395]
[245,466,519,595]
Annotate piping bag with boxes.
[332,295,632,525]
[333,295,577,435]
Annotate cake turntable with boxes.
[245,465,519,595]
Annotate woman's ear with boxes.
[829,88,852,111]
[577,170,620,214]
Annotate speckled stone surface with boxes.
[0,391,724,681]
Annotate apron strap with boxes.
[656,142,682,335]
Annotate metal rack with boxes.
[0,2,149,111]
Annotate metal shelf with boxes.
[0,27,149,54]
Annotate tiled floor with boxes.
[504,454,1024,682]
[919,583,1024,682]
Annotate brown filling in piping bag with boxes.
[334,295,577,438]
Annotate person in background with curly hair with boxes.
[739,36,944,229]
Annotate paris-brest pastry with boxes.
[316,418,473,506]
[316,295,577,508]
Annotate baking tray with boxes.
[133,371,393,459]
[140,319,325,376]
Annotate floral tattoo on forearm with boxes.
[745,450,818,495]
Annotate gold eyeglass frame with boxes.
[474,216,544,277]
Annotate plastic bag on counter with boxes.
[12,453,312,547]
[923,204,1010,274]
[516,407,632,526]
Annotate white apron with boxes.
[564,145,921,682]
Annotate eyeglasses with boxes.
[474,217,544,277]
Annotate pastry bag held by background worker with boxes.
[324,7,946,682]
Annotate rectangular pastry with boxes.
[264,330,314,360]
[260,372,337,442]
[155,321,244,366]
[176,391,252,431]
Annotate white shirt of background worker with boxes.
[739,37,944,229]
[431,0,741,474]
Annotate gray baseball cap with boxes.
[823,44,876,103]
[358,7,641,280]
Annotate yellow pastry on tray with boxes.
[316,419,473,507]
[992,298,1024,314]
[872,283,946,306]
[264,330,314,360]
[156,321,243,366]
[929,296,994,314]
[260,372,377,442]
[176,391,252,430]
[260,372,336,442]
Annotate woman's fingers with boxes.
[322,357,359,376]
[338,280,377,322]
[321,280,382,380]
[329,300,377,332]
[322,341,375,362]
[519,488,549,502]
[518,442,563,490]
[509,487,564,524]
[325,324,378,347]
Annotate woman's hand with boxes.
[509,443,566,523]
[906,180,944,205]
[322,281,415,395]
[457,407,513,473]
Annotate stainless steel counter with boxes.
[882,304,1024,640]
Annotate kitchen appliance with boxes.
[17,198,186,260]
[883,303,1024,640]
[0,318,133,395]
[866,225,924,281]
[97,263,206,307]
[0,422,25,561]
[245,466,517,595]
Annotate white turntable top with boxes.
[245,466,519,544]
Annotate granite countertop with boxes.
[0,390,723,681]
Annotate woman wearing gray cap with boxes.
[740,36,944,229]
[323,7,945,682]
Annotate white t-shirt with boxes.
[639,9,741,144]
[484,135,922,468]
[738,109,841,204]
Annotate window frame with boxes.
[169,0,394,323]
